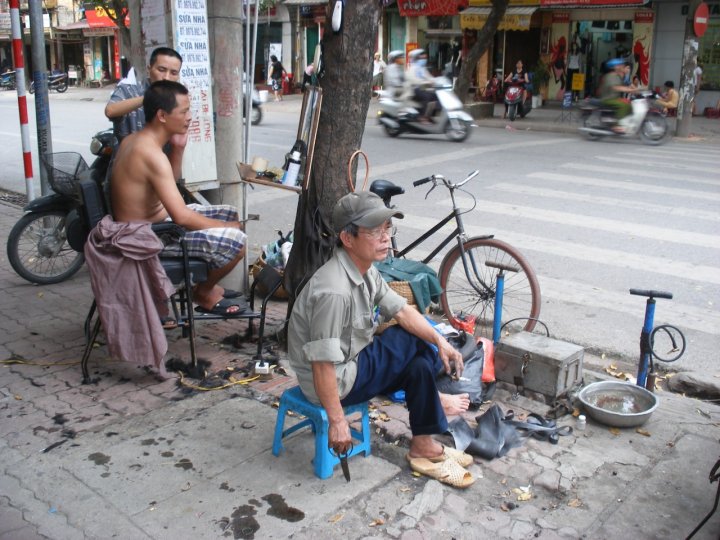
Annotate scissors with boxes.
[331,443,354,482]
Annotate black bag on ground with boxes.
[448,404,573,460]
[435,331,485,407]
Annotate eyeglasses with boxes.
[361,224,397,240]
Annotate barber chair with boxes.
[76,178,278,383]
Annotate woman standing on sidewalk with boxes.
[269,55,286,102]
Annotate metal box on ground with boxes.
[495,332,584,401]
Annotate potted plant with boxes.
[530,59,550,107]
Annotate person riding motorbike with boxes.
[504,60,529,118]
[405,49,438,123]
[383,50,406,99]
[599,58,641,133]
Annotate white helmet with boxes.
[408,49,426,62]
[387,50,404,62]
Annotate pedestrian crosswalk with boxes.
[389,141,719,369]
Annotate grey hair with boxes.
[336,223,359,247]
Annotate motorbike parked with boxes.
[377,77,473,142]
[1,70,16,90]
[6,129,116,284]
[29,72,69,94]
[504,81,532,121]
[245,85,263,126]
[578,90,667,145]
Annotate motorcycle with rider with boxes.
[377,49,472,142]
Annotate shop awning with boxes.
[460,7,537,31]
[540,0,645,5]
[282,0,327,5]
[398,0,469,17]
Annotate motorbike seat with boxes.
[370,179,405,205]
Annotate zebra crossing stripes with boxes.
[491,183,720,222]
[591,155,718,175]
[529,172,720,202]
[561,163,720,187]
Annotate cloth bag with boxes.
[448,405,572,460]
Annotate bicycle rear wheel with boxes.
[439,237,541,338]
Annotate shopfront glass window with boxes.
[698,20,719,91]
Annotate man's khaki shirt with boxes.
[287,247,407,404]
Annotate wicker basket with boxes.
[375,281,424,334]
[250,254,288,299]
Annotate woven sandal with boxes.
[406,445,473,468]
[408,457,475,489]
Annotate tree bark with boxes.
[284,0,381,306]
[676,0,702,138]
[455,0,509,104]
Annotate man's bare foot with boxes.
[439,392,470,416]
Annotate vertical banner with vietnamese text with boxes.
[632,10,654,87]
[548,12,569,101]
[173,0,217,185]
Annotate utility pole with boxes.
[676,0,703,137]
[208,0,246,291]
[29,0,52,195]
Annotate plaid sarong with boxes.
[161,204,246,269]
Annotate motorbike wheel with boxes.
[508,103,517,121]
[250,106,262,126]
[28,82,35,94]
[640,113,667,145]
[582,111,603,140]
[7,210,85,285]
[56,80,68,93]
[445,119,471,142]
[383,123,401,138]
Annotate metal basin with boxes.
[578,381,659,428]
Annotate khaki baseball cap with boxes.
[332,191,404,234]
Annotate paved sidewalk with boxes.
[2,199,720,540]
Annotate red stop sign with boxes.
[694,3,709,37]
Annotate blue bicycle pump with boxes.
[485,261,519,344]
[630,288,675,390]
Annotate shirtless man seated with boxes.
[111,80,248,316]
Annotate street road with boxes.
[0,89,718,377]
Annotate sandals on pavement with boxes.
[195,297,251,317]
[406,445,473,468]
[408,457,475,489]
[222,288,242,299]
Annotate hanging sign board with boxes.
[571,73,584,91]
[173,0,218,186]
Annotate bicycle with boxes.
[369,170,541,337]
[629,288,685,390]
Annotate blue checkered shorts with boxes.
[161,204,246,269]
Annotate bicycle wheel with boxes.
[439,237,541,338]
[7,210,85,284]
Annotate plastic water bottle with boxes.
[576,414,586,431]
[282,151,302,186]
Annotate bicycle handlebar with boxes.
[413,175,434,187]
[630,288,673,300]
[412,170,480,189]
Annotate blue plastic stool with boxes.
[272,386,371,479]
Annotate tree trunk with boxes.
[284,0,381,307]
[455,0,509,104]
[676,0,701,138]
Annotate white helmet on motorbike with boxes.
[408,49,426,63]
[387,50,404,62]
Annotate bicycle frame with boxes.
[389,172,494,297]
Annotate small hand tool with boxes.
[332,444,354,483]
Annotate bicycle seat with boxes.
[370,179,405,205]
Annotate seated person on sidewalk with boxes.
[287,191,475,488]
[656,80,679,114]
[111,80,248,316]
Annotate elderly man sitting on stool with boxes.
[287,191,475,488]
